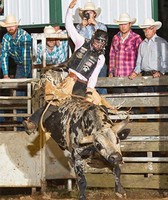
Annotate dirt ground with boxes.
[1,187,168,200]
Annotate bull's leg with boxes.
[76,172,87,200]
[113,164,126,198]
[72,149,87,200]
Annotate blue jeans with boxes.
[96,63,107,94]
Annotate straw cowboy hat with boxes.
[78,1,101,18]
[114,13,136,25]
[139,18,162,30]
[44,26,56,34]
[0,14,20,27]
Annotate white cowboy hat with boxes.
[78,2,101,18]
[139,18,162,30]
[114,13,136,25]
[44,25,56,34]
[0,14,20,27]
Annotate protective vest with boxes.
[67,39,100,79]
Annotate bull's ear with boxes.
[111,117,129,135]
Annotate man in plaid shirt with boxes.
[0,14,32,126]
[109,13,142,78]
[0,14,32,79]
[36,26,68,65]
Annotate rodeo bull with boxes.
[42,97,129,200]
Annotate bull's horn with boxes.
[112,117,129,134]
[78,135,95,144]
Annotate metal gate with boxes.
[0,79,45,189]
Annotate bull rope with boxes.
[39,101,53,133]
[37,101,54,150]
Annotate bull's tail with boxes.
[112,117,129,135]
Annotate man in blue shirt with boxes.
[76,2,107,39]
[35,26,68,66]
[0,14,32,79]
[0,14,32,126]
[129,18,168,79]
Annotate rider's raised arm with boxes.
[65,0,84,51]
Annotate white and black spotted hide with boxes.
[44,97,128,200]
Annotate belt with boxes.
[68,72,87,85]
[142,70,158,76]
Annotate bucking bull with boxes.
[43,100,128,199]
[32,68,129,200]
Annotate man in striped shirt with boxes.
[0,14,32,79]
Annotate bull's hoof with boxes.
[79,195,86,200]
[115,192,127,198]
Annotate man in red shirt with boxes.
[109,13,142,82]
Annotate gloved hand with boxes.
[85,88,94,103]
[85,93,93,103]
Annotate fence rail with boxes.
[0,78,37,129]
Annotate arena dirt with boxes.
[0,188,168,200]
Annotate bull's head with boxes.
[80,117,129,165]
[93,127,122,165]
[95,117,129,165]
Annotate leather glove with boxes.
[85,88,94,103]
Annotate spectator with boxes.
[0,14,32,79]
[76,1,107,39]
[129,18,168,79]
[109,13,142,93]
[76,1,108,94]
[0,14,32,126]
[129,18,168,114]
[35,25,68,65]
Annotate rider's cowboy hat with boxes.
[44,26,56,34]
[78,2,101,18]
[114,13,136,25]
[0,14,20,27]
[139,18,162,30]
